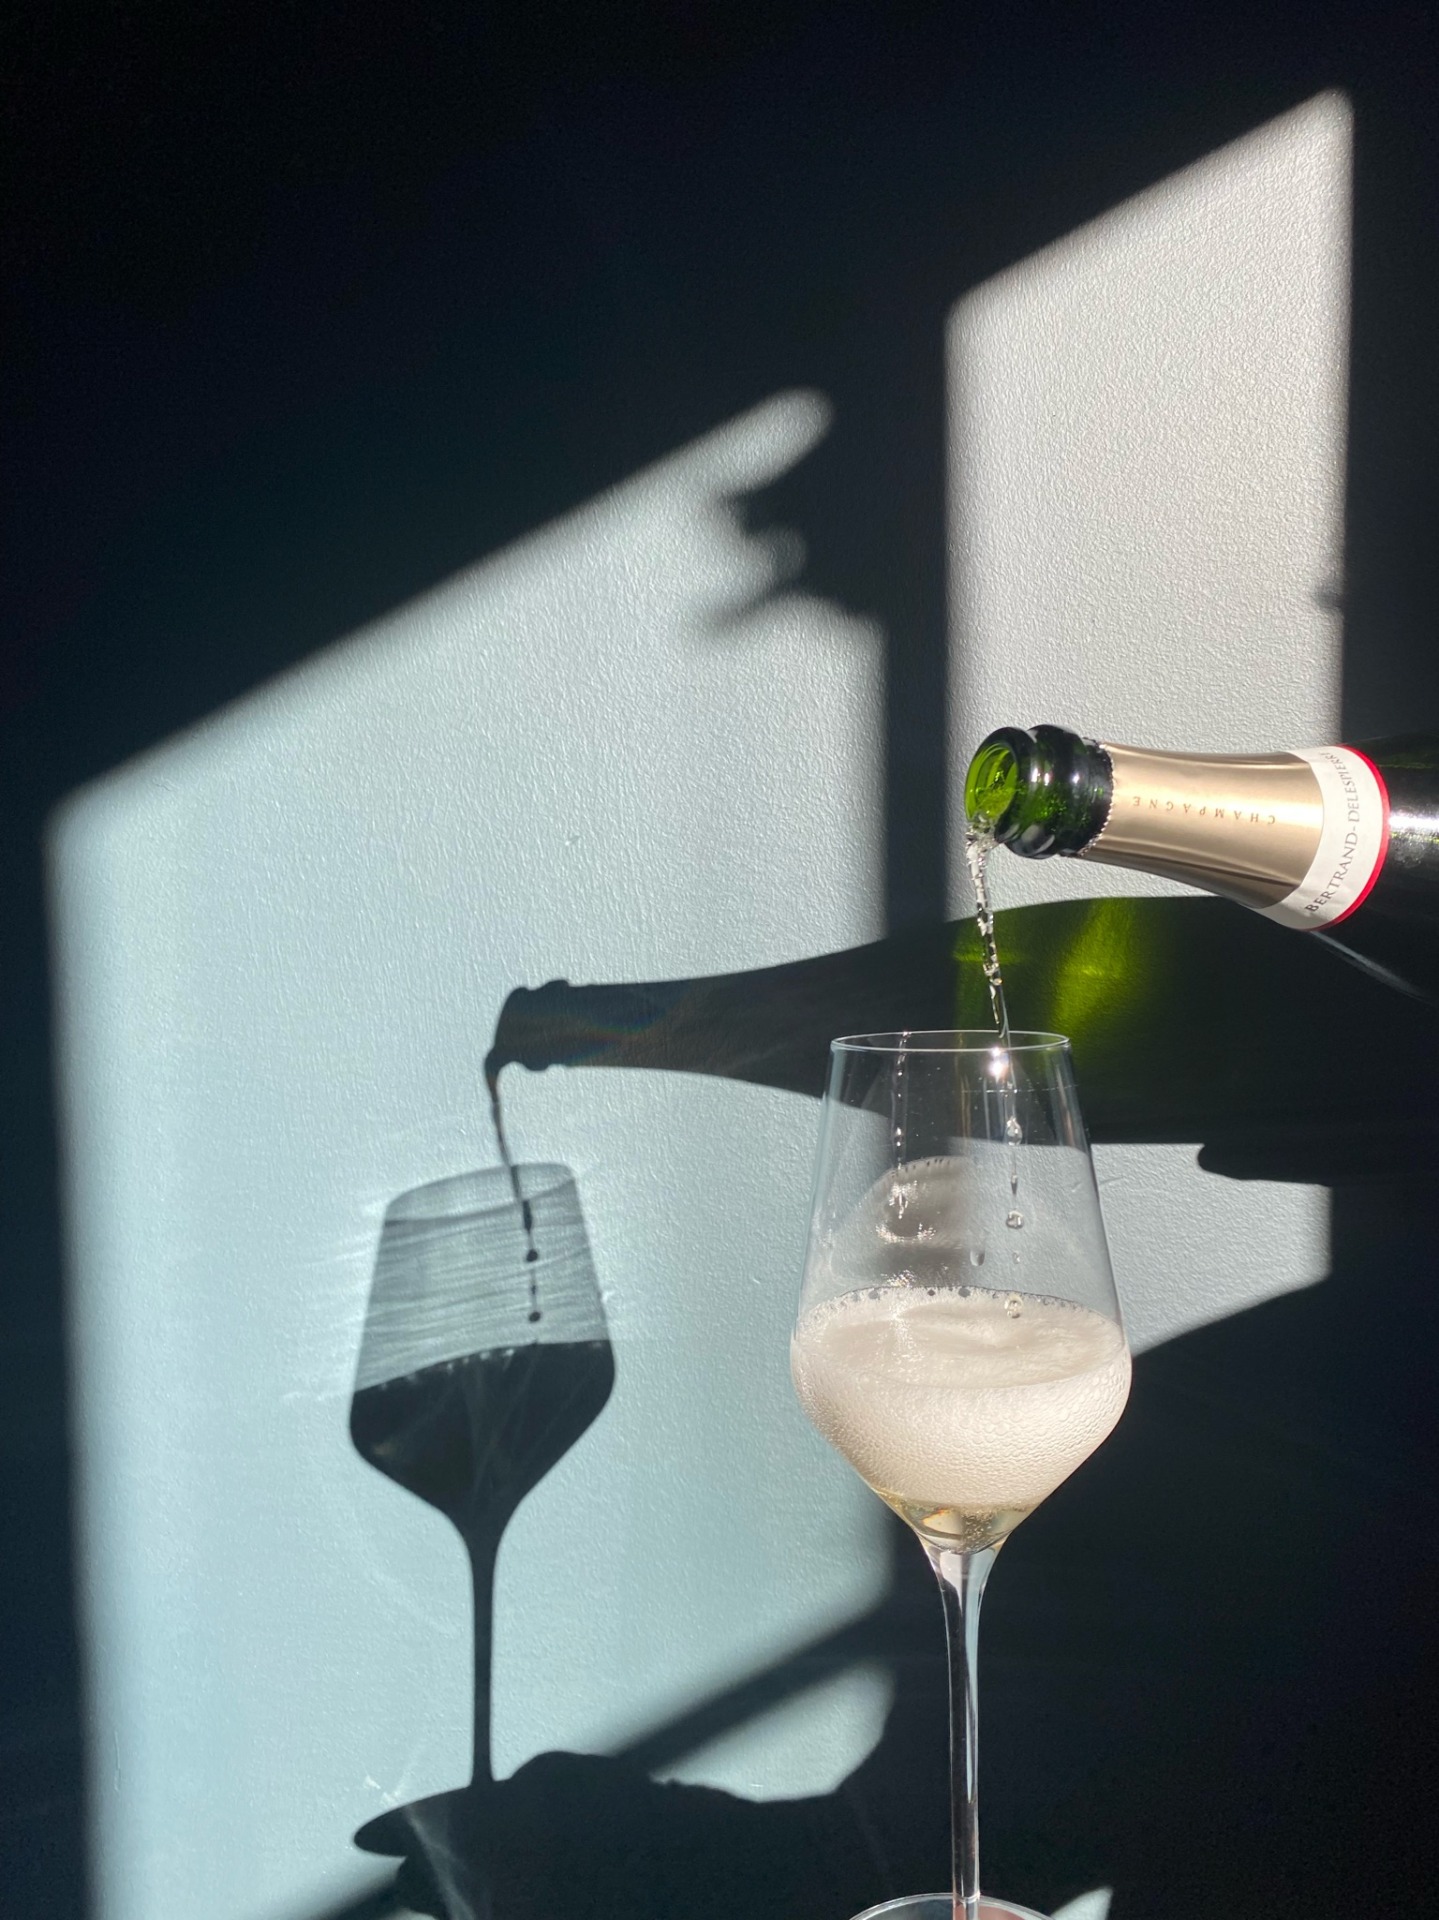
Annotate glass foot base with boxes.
[851,1898,1048,1920]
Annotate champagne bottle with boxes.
[963,726,1439,1001]
[488,895,1439,1182]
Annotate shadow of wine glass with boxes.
[345,1164,931,1920]
[348,1165,615,1909]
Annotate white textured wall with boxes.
[53,394,891,1920]
[52,88,1353,1920]
[947,93,1351,1350]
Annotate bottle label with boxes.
[1260,747,1390,929]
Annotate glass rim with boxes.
[847,1899,1047,1920]
[383,1162,574,1224]
[831,1029,1070,1056]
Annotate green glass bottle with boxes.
[489,895,1439,1183]
[965,725,1439,1001]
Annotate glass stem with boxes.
[466,1527,502,1788]
[928,1543,998,1920]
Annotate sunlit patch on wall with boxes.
[51,390,886,1920]
[946,93,1352,1351]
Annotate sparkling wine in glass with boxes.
[791,1033,1130,1920]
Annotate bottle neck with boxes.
[966,728,1392,929]
[965,725,1112,856]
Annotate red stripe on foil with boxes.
[1322,747,1391,928]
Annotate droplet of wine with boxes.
[1006,1209,1024,1230]
[1004,1293,1023,1318]
[487,1068,545,1322]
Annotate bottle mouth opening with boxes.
[964,725,1112,857]
[965,728,1039,840]
[964,737,1022,830]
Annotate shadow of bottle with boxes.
[487,895,1439,1184]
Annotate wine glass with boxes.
[790,1033,1130,1920]
[351,1164,614,1816]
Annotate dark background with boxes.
[5,3,1439,1914]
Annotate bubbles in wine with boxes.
[791,1284,1130,1532]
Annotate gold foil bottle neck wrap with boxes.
[1083,744,1326,910]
